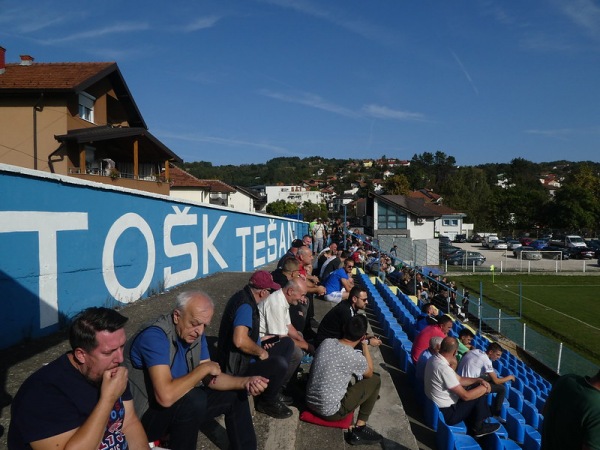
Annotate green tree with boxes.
[382,174,410,195]
[547,165,600,232]
[300,201,328,222]
[266,200,299,217]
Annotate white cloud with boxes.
[450,51,479,96]
[260,88,425,122]
[259,89,360,118]
[362,104,425,122]
[258,0,398,45]
[557,0,600,39]
[180,16,222,33]
[42,22,150,45]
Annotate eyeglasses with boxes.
[345,265,354,269]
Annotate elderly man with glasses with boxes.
[217,271,298,419]
[323,259,356,303]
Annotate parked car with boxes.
[519,237,534,246]
[530,239,550,250]
[454,234,467,243]
[542,245,570,260]
[513,246,542,260]
[483,235,499,248]
[445,250,486,266]
[506,239,522,250]
[440,245,462,257]
[567,247,596,260]
[468,235,483,243]
[490,239,508,250]
[585,239,600,257]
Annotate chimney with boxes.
[0,46,5,74]
[20,54,34,66]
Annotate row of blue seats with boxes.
[359,273,546,449]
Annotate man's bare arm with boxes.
[147,360,221,407]
[122,400,150,450]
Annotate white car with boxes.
[506,239,522,250]
[491,239,508,250]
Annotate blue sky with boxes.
[2,0,599,166]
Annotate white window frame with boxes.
[78,92,95,123]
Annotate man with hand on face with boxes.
[125,291,267,450]
[8,307,149,450]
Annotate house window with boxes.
[78,92,95,123]
[443,219,459,226]
[377,202,407,229]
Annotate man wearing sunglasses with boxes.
[315,286,382,349]
[323,259,355,303]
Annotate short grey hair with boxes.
[175,290,214,312]
[429,336,443,351]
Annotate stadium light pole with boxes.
[343,204,347,250]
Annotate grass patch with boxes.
[455,274,600,365]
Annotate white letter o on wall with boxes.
[103,213,155,303]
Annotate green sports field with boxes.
[454,274,600,366]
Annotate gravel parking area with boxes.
[443,242,600,274]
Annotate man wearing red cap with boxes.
[217,271,296,419]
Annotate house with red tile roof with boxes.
[169,164,259,212]
[0,47,181,195]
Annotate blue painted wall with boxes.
[0,165,308,349]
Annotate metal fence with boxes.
[477,299,598,375]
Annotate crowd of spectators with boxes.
[8,232,386,449]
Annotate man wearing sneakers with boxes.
[306,315,383,446]
[424,337,500,438]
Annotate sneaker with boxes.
[473,422,501,438]
[345,425,383,446]
[255,399,293,419]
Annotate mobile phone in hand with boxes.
[261,336,280,348]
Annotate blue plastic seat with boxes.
[506,407,538,445]
[508,387,524,413]
[521,400,539,429]
[523,426,542,450]
[436,419,481,450]
[521,384,537,406]
[480,433,522,450]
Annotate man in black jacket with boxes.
[315,286,382,349]
[217,271,296,419]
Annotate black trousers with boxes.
[243,336,295,402]
[142,386,256,450]
[440,395,491,431]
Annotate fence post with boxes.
[519,282,523,318]
[523,323,527,350]
[528,260,531,273]
[478,281,483,335]
[557,342,564,375]
[498,309,502,334]
[583,260,586,273]
[500,260,503,273]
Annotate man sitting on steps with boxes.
[307,315,383,446]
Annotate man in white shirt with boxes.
[457,342,515,422]
[258,278,313,370]
[424,337,500,438]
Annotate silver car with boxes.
[513,246,542,260]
